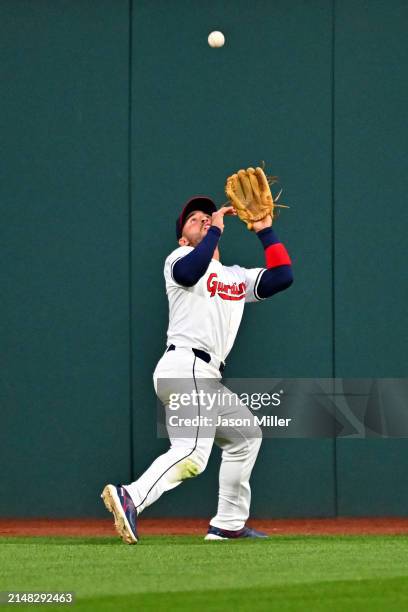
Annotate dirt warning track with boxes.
[2,517,408,537]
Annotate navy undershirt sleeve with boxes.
[255,227,294,299]
[256,227,281,248]
[172,226,221,287]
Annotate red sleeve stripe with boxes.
[265,243,292,268]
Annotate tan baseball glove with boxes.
[225,166,285,230]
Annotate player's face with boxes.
[180,210,212,247]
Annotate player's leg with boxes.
[101,430,213,545]
[118,348,217,514]
[123,435,213,514]
[101,348,218,543]
[209,385,263,533]
[102,411,214,544]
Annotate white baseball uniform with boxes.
[124,246,265,530]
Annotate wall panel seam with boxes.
[331,0,338,517]
[128,0,135,481]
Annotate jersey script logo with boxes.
[207,273,246,301]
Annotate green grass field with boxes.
[1,535,408,611]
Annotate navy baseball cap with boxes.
[176,196,217,240]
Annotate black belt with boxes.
[166,344,225,374]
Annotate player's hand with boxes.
[211,206,237,233]
[252,214,273,233]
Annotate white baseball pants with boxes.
[124,347,262,531]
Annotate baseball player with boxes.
[102,170,293,543]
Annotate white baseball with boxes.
[208,31,225,48]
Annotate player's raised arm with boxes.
[254,224,293,298]
[225,166,293,299]
[173,206,236,287]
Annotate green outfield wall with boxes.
[1,0,407,518]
